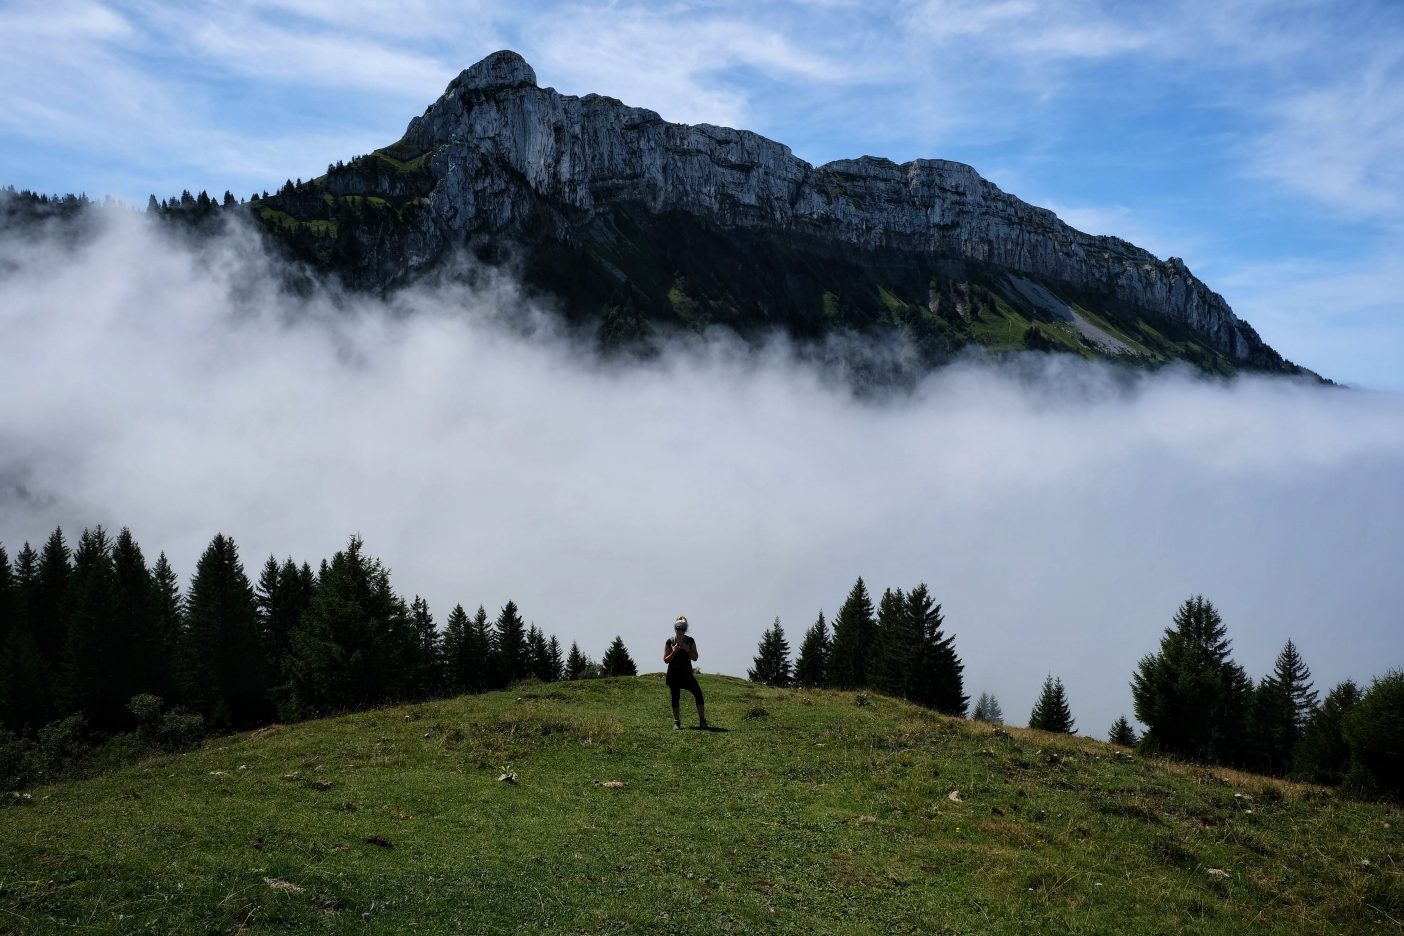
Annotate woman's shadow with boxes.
[688,725,729,732]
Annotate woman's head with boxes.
[674,615,688,634]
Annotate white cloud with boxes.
[2,209,1401,735]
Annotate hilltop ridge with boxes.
[0,676,1396,932]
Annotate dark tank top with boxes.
[666,636,695,681]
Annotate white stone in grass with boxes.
[1207,868,1229,879]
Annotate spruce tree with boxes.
[112,528,167,702]
[545,636,564,682]
[0,544,51,731]
[1131,595,1254,765]
[872,587,908,697]
[526,625,550,681]
[150,553,184,706]
[409,596,441,698]
[60,527,121,730]
[1029,675,1076,734]
[184,534,273,728]
[286,536,415,717]
[441,604,470,694]
[972,692,1004,724]
[34,528,72,667]
[1252,639,1318,775]
[794,611,831,688]
[565,641,589,680]
[1343,671,1404,798]
[600,636,637,677]
[494,601,528,684]
[829,577,875,689]
[909,585,967,716]
[748,617,792,687]
[1292,679,1361,785]
[0,544,11,653]
[1109,715,1138,747]
[469,605,496,691]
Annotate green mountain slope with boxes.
[1,676,1398,934]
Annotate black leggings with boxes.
[669,674,703,708]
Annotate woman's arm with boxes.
[663,640,674,664]
[687,638,699,662]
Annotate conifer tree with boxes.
[441,604,470,694]
[794,611,831,688]
[829,577,875,689]
[1343,671,1404,798]
[60,527,121,730]
[748,617,792,687]
[545,636,564,683]
[526,625,550,681]
[34,528,72,667]
[184,534,273,728]
[1109,715,1138,747]
[469,605,496,691]
[1292,679,1361,785]
[600,636,637,677]
[494,601,528,684]
[150,552,184,703]
[286,536,415,717]
[1131,595,1254,764]
[565,641,589,680]
[972,692,1004,724]
[872,587,908,697]
[0,544,11,652]
[1252,639,1318,774]
[908,584,967,716]
[1029,675,1076,734]
[111,528,168,702]
[0,544,51,731]
[409,596,440,698]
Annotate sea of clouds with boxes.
[2,206,1401,734]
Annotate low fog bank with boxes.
[2,209,1401,735]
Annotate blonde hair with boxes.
[674,615,688,632]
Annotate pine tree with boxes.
[1029,675,1076,734]
[409,596,441,698]
[972,692,1004,724]
[600,636,637,677]
[565,641,589,680]
[1252,639,1318,774]
[748,617,791,687]
[545,636,564,683]
[183,534,273,729]
[494,601,528,684]
[0,544,11,655]
[1292,679,1361,785]
[286,536,415,717]
[441,604,470,695]
[1131,595,1254,765]
[794,611,831,688]
[1109,715,1138,747]
[829,577,875,689]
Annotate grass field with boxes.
[1,675,1399,934]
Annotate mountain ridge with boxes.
[253,50,1313,378]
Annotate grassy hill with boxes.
[1,675,1398,934]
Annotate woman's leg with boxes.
[690,678,706,726]
[670,684,682,724]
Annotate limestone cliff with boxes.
[266,50,1307,375]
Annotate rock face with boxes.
[289,50,1302,374]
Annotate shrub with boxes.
[1343,670,1404,800]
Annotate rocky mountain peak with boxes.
[447,49,537,94]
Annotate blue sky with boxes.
[2,0,1402,388]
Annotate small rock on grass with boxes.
[263,877,304,893]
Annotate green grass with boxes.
[1,677,1399,934]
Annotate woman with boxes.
[664,615,706,730]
